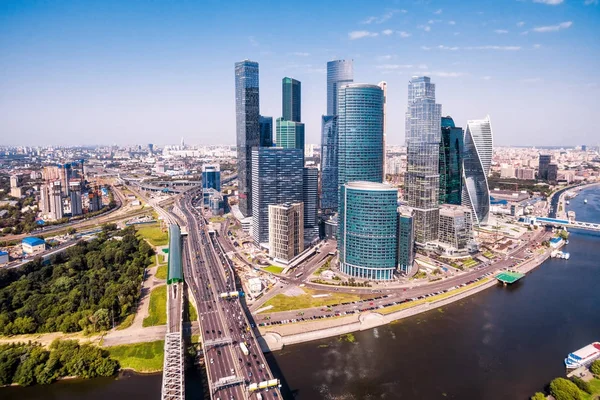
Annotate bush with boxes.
[549,377,583,400]
[590,359,600,375]
[570,376,592,394]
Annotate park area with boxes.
[107,340,164,372]
[136,223,169,247]
[261,287,361,313]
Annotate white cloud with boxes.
[249,36,259,47]
[465,45,521,50]
[434,9,443,14]
[521,77,543,83]
[348,30,379,40]
[533,21,572,32]
[423,71,465,78]
[533,43,542,49]
[438,45,459,50]
[532,0,563,4]
[421,46,431,50]
[584,0,598,5]
[520,31,529,35]
[398,31,412,38]
[362,9,407,24]
[448,20,456,25]
[377,55,394,61]
[290,52,310,56]
[517,21,526,27]
[382,29,394,36]
[482,76,492,80]
[418,64,428,69]
[418,25,432,32]
[494,29,509,34]
[376,64,413,69]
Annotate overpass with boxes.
[535,217,600,232]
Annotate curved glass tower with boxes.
[439,116,464,205]
[337,83,384,188]
[339,182,398,281]
[327,60,354,116]
[462,116,493,225]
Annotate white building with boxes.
[268,203,304,263]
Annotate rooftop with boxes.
[22,237,45,246]
[496,271,525,284]
[346,181,396,191]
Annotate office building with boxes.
[378,81,387,175]
[268,203,304,263]
[405,76,442,244]
[548,163,558,184]
[276,118,305,154]
[282,77,301,122]
[538,154,551,180]
[462,116,493,225]
[338,84,384,188]
[259,115,273,147]
[69,181,83,216]
[327,60,354,116]
[202,164,221,206]
[397,207,415,275]
[251,147,304,245]
[320,115,338,212]
[303,167,318,228]
[338,182,398,281]
[439,116,464,205]
[437,204,473,252]
[235,60,261,217]
[50,181,64,220]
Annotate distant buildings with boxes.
[462,116,493,226]
[202,164,221,206]
[234,60,261,217]
[10,175,22,198]
[268,202,304,263]
[439,116,464,205]
[538,154,551,180]
[548,163,558,184]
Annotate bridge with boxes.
[535,217,600,232]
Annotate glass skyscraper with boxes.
[462,116,493,226]
[276,118,305,151]
[398,208,415,275]
[405,76,442,245]
[339,182,398,281]
[251,147,304,244]
[337,83,384,188]
[320,115,338,211]
[259,115,273,147]
[327,60,354,116]
[235,60,260,217]
[202,164,221,206]
[439,116,464,205]
[303,167,318,228]
[282,77,301,122]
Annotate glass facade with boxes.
[397,210,415,275]
[275,118,305,163]
[405,76,442,244]
[282,77,301,122]
[303,167,318,228]
[538,154,551,180]
[251,147,304,244]
[337,84,384,189]
[462,116,493,225]
[439,116,464,205]
[259,115,273,147]
[327,60,354,116]
[338,182,398,281]
[202,165,221,206]
[235,60,260,217]
[320,115,338,211]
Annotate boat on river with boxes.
[565,342,600,369]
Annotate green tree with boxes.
[549,377,583,400]
[590,359,600,375]
[570,376,592,394]
[531,393,546,400]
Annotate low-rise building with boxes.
[247,277,262,295]
[22,237,46,254]
[0,250,8,264]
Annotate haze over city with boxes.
[1,0,598,147]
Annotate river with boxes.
[2,186,599,400]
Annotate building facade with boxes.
[437,204,473,252]
[268,203,304,263]
[276,118,305,154]
[259,115,273,147]
[69,182,83,216]
[327,60,354,116]
[337,84,384,189]
[439,116,464,205]
[397,208,415,275]
[405,76,442,244]
[462,116,493,225]
[282,77,301,122]
[378,81,387,175]
[303,167,318,228]
[338,182,398,281]
[50,181,63,220]
[547,163,558,184]
[202,164,221,206]
[251,147,304,244]
[538,154,551,180]
[320,115,338,212]
[234,60,260,217]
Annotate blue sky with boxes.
[0,0,598,147]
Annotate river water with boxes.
[2,186,599,400]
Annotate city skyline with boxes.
[1,0,598,147]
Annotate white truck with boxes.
[240,342,249,356]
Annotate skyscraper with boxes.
[202,165,221,206]
[327,60,354,116]
[320,115,338,212]
[282,77,301,122]
[303,167,318,228]
[269,203,304,262]
[251,147,304,244]
[338,84,384,188]
[276,119,305,152]
[439,116,464,205]
[397,207,415,275]
[405,76,442,244]
[462,116,493,225]
[235,60,260,217]
[69,182,82,216]
[538,154,551,180]
[378,81,387,176]
[338,182,398,281]
[259,116,273,147]
[51,181,63,220]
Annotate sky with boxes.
[0,0,599,147]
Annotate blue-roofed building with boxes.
[22,237,46,254]
[0,250,8,265]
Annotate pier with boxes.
[496,271,525,285]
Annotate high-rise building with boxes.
[276,119,305,154]
[320,115,338,212]
[50,181,64,220]
[40,184,51,215]
[439,116,464,205]
[547,163,558,184]
[397,207,415,275]
[268,203,304,263]
[327,60,354,116]
[437,204,473,252]
[378,81,387,175]
[69,182,83,216]
[405,76,442,244]
[202,165,221,206]
[338,182,398,281]
[259,116,273,147]
[10,175,22,198]
[251,147,304,244]
[462,116,493,225]
[538,154,551,180]
[282,77,301,122]
[235,60,260,217]
[303,167,318,228]
[338,84,384,188]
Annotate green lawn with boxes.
[106,340,164,372]
[155,265,167,280]
[115,314,135,331]
[143,285,167,327]
[261,289,361,313]
[482,251,495,259]
[136,224,169,247]
[185,300,198,322]
[263,265,285,274]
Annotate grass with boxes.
[156,265,167,280]
[263,265,285,274]
[209,216,226,223]
[106,340,165,373]
[313,258,332,276]
[136,223,169,247]
[143,285,167,327]
[260,288,361,313]
[115,314,135,331]
[379,278,490,315]
[411,271,427,280]
[462,258,479,268]
[185,300,198,322]
[482,251,495,259]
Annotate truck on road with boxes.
[240,342,249,356]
